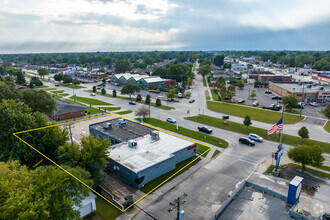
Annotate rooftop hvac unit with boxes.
[118,118,126,125]
[103,123,112,129]
[128,140,137,148]
[150,131,160,141]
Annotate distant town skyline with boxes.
[0,0,329,53]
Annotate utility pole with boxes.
[68,124,74,149]
[299,83,305,116]
[168,193,187,220]
[148,92,151,118]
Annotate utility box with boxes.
[287,176,303,205]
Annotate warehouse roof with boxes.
[109,131,195,173]
[271,82,330,93]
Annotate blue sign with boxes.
[287,176,304,205]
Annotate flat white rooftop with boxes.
[109,131,195,173]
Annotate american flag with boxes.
[267,117,283,135]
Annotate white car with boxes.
[166,116,176,123]
[90,93,96,96]
[248,133,263,142]
[309,102,318,107]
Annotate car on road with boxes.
[248,134,263,142]
[97,84,105,87]
[90,93,96,96]
[222,115,229,120]
[189,99,195,103]
[271,95,282,100]
[309,102,318,107]
[166,116,176,123]
[265,90,272,94]
[55,84,59,87]
[239,137,255,146]
[97,87,101,90]
[129,101,136,105]
[252,101,259,106]
[238,99,245,104]
[198,126,212,134]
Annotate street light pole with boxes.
[299,83,305,117]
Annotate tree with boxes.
[58,135,110,186]
[237,80,245,89]
[167,89,176,100]
[37,68,48,78]
[135,106,149,118]
[298,126,309,143]
[146,94,151,104]
[250,90,257,99]
[219,86,227,100]
[30,76,43,86]
[115,59,131,73]
[0,81,22,102]
[213,55,224,67]
[15,71,26,85]
[29,81,34,88]
[166,63,192,82]
[121,84,140,99]
[0,160,92,219]
[62,75,73,84]
[136,94,142,101]
[198,64,211,77]
[243,115,252,129]
[73,78,80,85]
[156,98,162,107]
[152,68,167,77]
[113,89,117,97]
[227,85,236,99]
[21,90,57,115]
[283,95,298,110]
[324,103,330,119]
[263,81,269,88]
[102,78,106,84]
[0,100,68,168]
[101,88,106,95]
[93,85,97,93]
[187,77,193,88]
[288,145,325,170]
[247,63,253,69]
[215,77,225,90]
[54,74,63,82]
[144,56,154,65]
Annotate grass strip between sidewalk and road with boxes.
[85,90,175,110]
[265,164,330,179]
[207,101,304,124]
[115,110,133,115]
[203,76,207,87]
[69,96,112,105]
[101,107,121,111]
[185,114,330,154]
[140,156,201,194]
[324,121,330,133]
[140,118,228,151]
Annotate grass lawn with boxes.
[265,164,330,179]
[210,89,219,101]
[140,156,201,193]
[315,165,330,172]
[57,93,70,97]
[95,196,122,220]
[24,74,33,78]
[86,90,175,110]
[211,150,221,159]
[324,121,330,133]
[40,88,57,91]
[101,107,121,111]
[87,107,105,115]
[186,114,330,154]
[141,118,228,149]
[115,110,133,115]
[51,90,64,94]
[207,101,304,124]
[52,94,62,99]
[35,85,48,88]
[57,82,86,89]
[69,96,112,105]
[203,76,207,87]
[206,96,210,101]
[64,99,85,106]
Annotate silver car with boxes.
[248,133,263,142]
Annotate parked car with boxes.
[252,101,259,106]
[265,90,272,94]
[238,99,245,104]
[97,84,105,87]
[166,116,176,123]
[198,126,212,134]
[222,115,229,120]
[189,99,195,103]
[309,102,318,107]
[97,87,101,90]
[271,96,282,100]
[248,134,263,142]
[55,84,59,87]
[239,137,255,146]
[269,104,282,110]
[114,83,120,86]
[90,93,96,96]
[129,101,136,105]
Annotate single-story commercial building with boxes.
[269,82,330,103]
[52,98,87,120]
[258,74,292,82]
[312,71,330,85]
[89,118,196,188]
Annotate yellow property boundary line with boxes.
[13,113,212,212]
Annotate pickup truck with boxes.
[198,126,212,134]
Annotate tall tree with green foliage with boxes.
[215,77,226,90]
[283,95,298,110]
[54,73,63,82]
[237,80,245,89]
[324,103,330,119]
[121,84,140,99]
[92,85,97,93]
[101,88,106,95]
[113,89,117,97]
[288,145,324,170]
[37,68,48,78]
[197,64,211,77]
[0,81,22,102]
[243,115,252,129]
[135,106,149,118]
[187,77,193,88]
[15,71,26,85]
[21,90,57,115]
[136,94,142,101]
[298,126,309,143]
[115,59,131,73]
[213,55,224,67]
[145,94,151,104]
[167,89,176,100]
[156,98,162,107]
[0,160,93,219]
[250,90,257,99]
[227,85,236,99]
[62,75,73,84]
[30,76,43,86]
[219,86,227,100]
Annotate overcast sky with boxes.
[0,0,329,53]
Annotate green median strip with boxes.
[207,101,304,124]
[140,118,228,151]
[324,121,330,133]
[101,107,121,111]
[115,110,133,115]
[185,114,330,154]
[69,96,112,105]
[265,164,330,179]
[203,76,207,87]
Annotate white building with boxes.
[73,192,97,218]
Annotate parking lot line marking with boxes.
[238,159,258,165]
